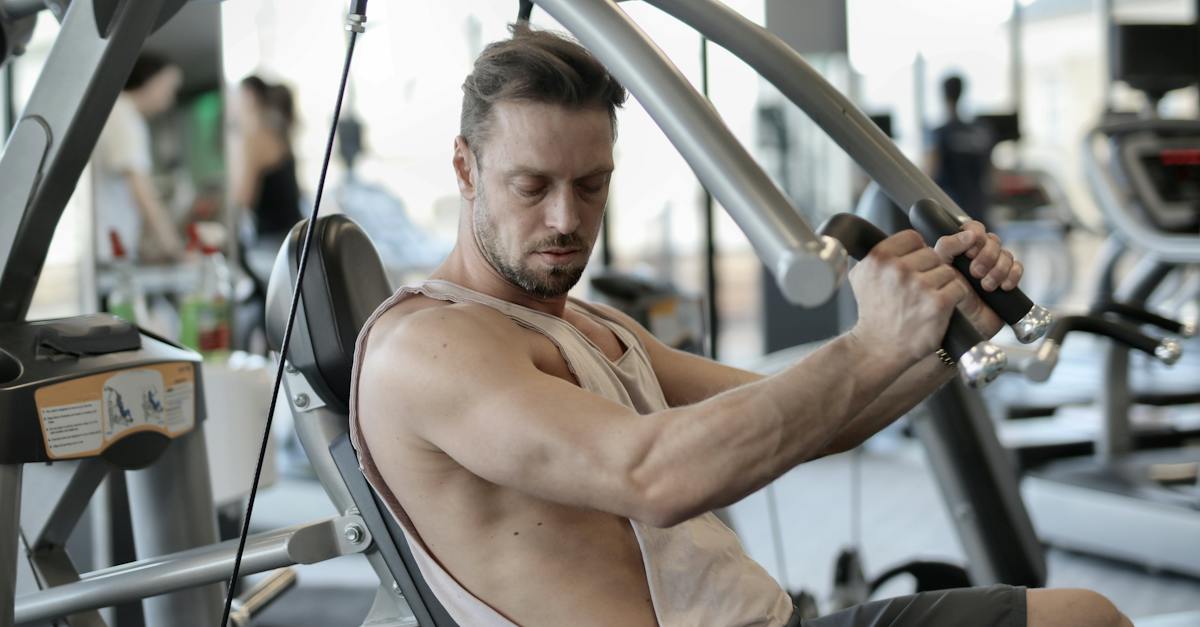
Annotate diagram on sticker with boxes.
[101,369,168,438]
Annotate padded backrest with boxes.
[265,215,392,411]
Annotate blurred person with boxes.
[93,52,185,263]
[231,76,302,246]
[926,74,994,223]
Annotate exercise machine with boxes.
[1020,21,1200,578]
[0,0,1055,624]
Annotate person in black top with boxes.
[927,74,994,223]
[232,75,302,241]
[230,76,304,353]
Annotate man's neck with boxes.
[431,245,571,318]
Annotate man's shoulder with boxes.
[364,295,520,366]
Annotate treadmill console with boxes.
[1119,136,1200,232]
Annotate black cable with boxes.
[219,8,364,625]
[700,36,718,360]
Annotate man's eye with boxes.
[517,186,544,197]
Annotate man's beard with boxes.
[473,193,589,299]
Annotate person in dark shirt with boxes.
[231,76,302,241]
[927,74,994,223]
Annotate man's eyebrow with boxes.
[502,166,614,179]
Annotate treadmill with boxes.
[1021,22,1200,578]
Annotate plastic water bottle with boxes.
[179,236,232,359]
[106,230,148,325]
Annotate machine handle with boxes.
[1047,315,1180,364]
[1022,314,1181,382]
[908,199,1053,344]
[817,213,1006,388]
[1090,301,1196,338]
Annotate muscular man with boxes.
[352,26,1130,627]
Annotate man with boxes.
[352,27,1130,627]
[93,53,184,264]
[927,74,995,224]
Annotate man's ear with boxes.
[452,136,477,201]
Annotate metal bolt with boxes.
[293,393,310,408]
[392,581,401,594]
[344,523,365,544]
[285,362,298,374]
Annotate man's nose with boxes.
[545,188,582,235]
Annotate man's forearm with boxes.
[636,333,912,525]
[820,351,956,455]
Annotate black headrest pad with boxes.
[265,215,392,411]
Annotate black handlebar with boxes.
[1046,315,1163,357]
[817,213,996,378]
[907,199,1043,341]
[1090,301,1192,336]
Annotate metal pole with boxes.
[1011,0,1024,160]
[15,515,363,624]
[700,36,719,360]
[125,426,224,627]
[0,464,22,627]
[2,64,14,138]
[1099,0,1114,111]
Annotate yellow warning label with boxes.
[35,362,196,460]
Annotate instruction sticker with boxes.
[36,362,196,460]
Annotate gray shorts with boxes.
[787,584,1027,627]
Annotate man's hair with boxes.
[942,74,964,106]
[460,24,627,158]
[125,53,173,91]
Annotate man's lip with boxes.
[538,249,580,255]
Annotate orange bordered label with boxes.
[35,362,196,460]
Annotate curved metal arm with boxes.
[532,0,846,307]
[644,0,967,222]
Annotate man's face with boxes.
[466,101,613,299]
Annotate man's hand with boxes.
[847,230,971,367]
[931,220,1024,338]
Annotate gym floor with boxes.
[250,430,1200,626]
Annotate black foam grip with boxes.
[817,213,987,361]
[1046,315,1162,356]
[1089,301,1188,335]
[907,199,1035,325]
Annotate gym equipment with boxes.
[0,0,1057,625]
[1,3,390,626]
[1018,21,1200,576]
[589,272,707,355]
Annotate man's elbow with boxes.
[623,465,702,529]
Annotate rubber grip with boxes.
[817,213,987,361]
[1046,315,1162,356]
[1089,301,1188,335]
[907,199,1035,325]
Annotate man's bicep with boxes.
[361,313,654,516]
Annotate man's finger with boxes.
[982,250,1013,291]
[1002,259,1024,291]
[932,230,976,264]
[969,232,1002,278]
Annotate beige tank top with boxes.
[349,279,793,626]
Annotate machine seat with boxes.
[264,215,457,626]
